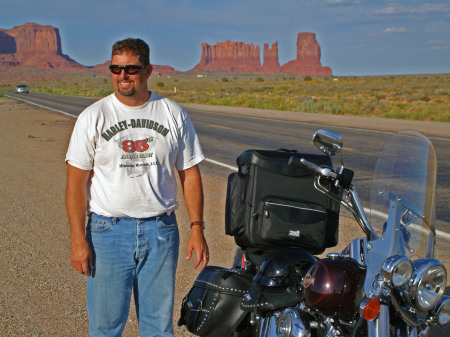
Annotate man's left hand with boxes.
[185,226,209,271]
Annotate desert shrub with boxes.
[231,87,244,93]
[221,77,229,82]
[96,88,114,97]
[362,100,387,113]
[304,76,312,81]
[156,82,165,88]
[255,77,264,82]
[248,87,266,93]
[295,99,343,114]
[419,95,431,102]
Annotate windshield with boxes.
[369,130,437,260]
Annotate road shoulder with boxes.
[182,103,449,138]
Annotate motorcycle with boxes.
[179,129,449,337]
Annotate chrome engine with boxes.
[259,308,310,337]
[258,306,347,337]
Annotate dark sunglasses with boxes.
[109,64,147,75]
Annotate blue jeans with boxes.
[86,212,179,337]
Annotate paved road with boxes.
[4,91,450,233]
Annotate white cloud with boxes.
[370,26,409,36]
[375,3,450,15]
[382,27,409,33]
[324,0,360,4]
[375,6,399,15]
[291,0,361,5]
[426,40,445,45]
[426,39,449,50]
[430,45,449,50]
[412,3,450,14]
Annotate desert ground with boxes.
[0,96,448,336]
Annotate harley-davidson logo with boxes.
[302,274,315,288]
[288,230,300,237]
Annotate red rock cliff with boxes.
[193,40,261,72]
[262,41,281,72]
[192,33,331,75]
[281,33,331,76]
[0,22,85,70]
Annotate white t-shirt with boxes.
[65,92,205,218]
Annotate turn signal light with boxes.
[360,298,381,321]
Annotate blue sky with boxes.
[1,0,449,76]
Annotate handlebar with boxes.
[288,156,338,179]
[288,156,376,240]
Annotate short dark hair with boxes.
[112,38,150,65]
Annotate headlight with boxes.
[382,255,412,287]
[410,259,447,311]
[431,295,450,326]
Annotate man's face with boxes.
[111,51,151,103]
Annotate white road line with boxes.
[369,209,450,240]
[204,158,237,171]
[3,93,77,119]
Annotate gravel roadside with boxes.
[0,97,448,336]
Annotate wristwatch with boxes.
[190,221,205,230]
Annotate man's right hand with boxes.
[66,163,92,276]
[70,238,93,276]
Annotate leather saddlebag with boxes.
[178,266,253,337]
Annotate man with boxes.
[65,38,208,337]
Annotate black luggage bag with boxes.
[225,150,341,255]
[178,266,253,337]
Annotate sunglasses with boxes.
[109,64,147,75]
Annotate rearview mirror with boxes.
[313,129,343,156]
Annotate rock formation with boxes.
[152,65,177,74]
[262,42,281,72]
[0,31,19,67]
[193,33,331,76]
[281,33,331,76]
[0,22,85,70]
[193,40,262,72]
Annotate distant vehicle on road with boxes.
[16,84,29,93]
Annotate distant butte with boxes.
[194,33,332,76]
[0,22,85,70]
[262,41,281,72]
[0,23,178,74]
[281,33,331,76]
[0,23,332,76]
[193,41,262,72]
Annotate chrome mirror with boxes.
[313,129,343,156]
